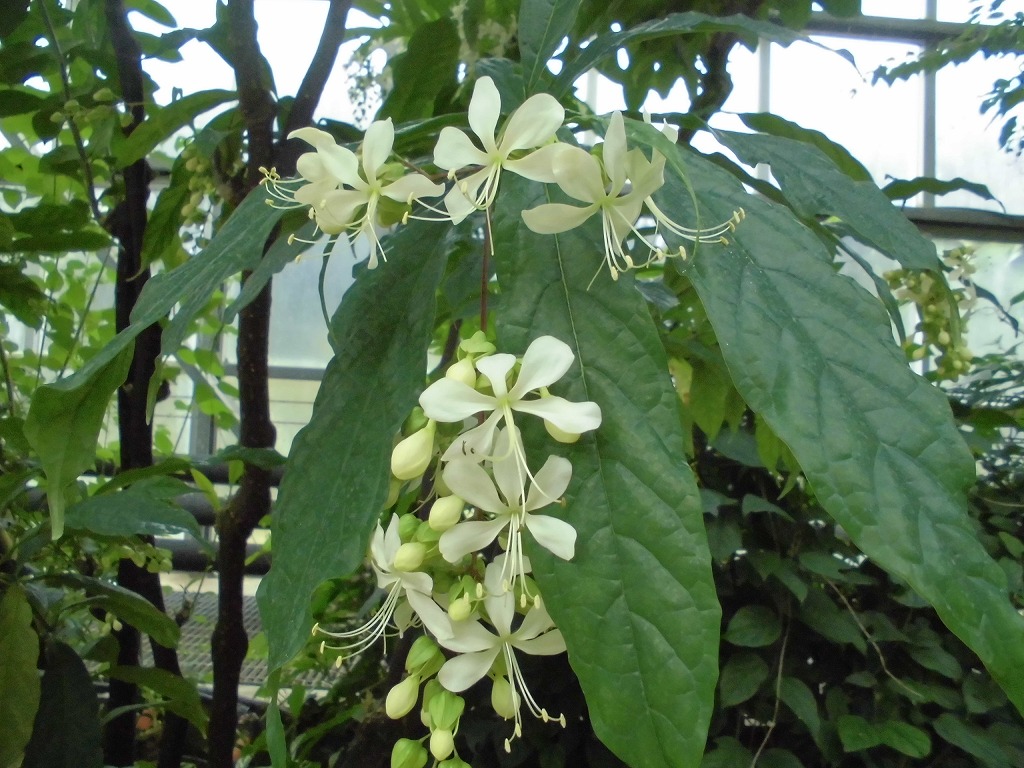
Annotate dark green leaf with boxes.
[0,88,44,117]
[739,112,872,182]
[934,712,1014,768]
[630,122,1024,715]
[882,175,1001,206]
[714,129,940,271]
[724,605,781,647]
[837,714,880,752]
[779,676,821,743]
[44,574,179,649]
[701,737,752,768]
[209,444,286,469]
[107,666,207,734]
[257,218,449,670]
[112,89,236,168]
[64,477,204,541]
[378,18,458,122]
[0,586,40,768]
[474,58,526,111]
[759,749,805,768]
[494,176,720,768]
[877,720,931,758]
[23,345,134,538]
[797,589,866,651]
[22,641,102,768]
[518,0,581,93]
[909,641,963,680]
[718,652,769,707]
[0,263,45,327]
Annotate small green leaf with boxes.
[0,586,40,768]
[22,642,102,768]
[837,714,880,752]
[934,712,1014,768]
[877,720,931,758]
[724,605,781,647]
[718,652,769,707]
[107,666,207,734]
[701,737,752,767]
[779,676,821,743]
[797,589,866,652]
[43,574,179,649]
[257,218,449,670]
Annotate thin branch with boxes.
[825,578,923,700]
[750,621,790,768]
[0,341,17,416]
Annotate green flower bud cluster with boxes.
[886,246,978,381]
[179,143,217,226]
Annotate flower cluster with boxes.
[264,76,743,282]
[315,334,601,763]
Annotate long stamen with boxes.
[313,581,403,658]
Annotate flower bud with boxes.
[491,675,518,720]
[429,729,455,761]
[460,331,495,356]
[398,513,419,541]
[439,759,472,768]
[94,87,115,102]
[429,495,464,531]
[393,542,426,572]
[405,635,442,674]
[386,675,420,719]
[445,357,477,387]
[428,690,465,731]
[384,477,402,509]
[447,594,472,622]
[421,679,443,727]
[391,421,436,480]
[391,738,427,768]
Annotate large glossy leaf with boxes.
[24,188,286,536]
[493,176,720,768]
[21,641,102,768]
[257,219,449,670]
[714,129,940,271]
[518,0,581,94]
[631,123,1024,713]
[0,586,40,768]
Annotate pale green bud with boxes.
[421,679,443,727]
[405,635,442,674]
[414,522,441,544]
[445,357,477,387]
[491,675,518,720]
[391,421,436,480]
[429,495,464,531]
[937,330,951,346]
[398,513,420,541]
[94,87,115,102]
[428,691,465,731]
[386,675,420,719]
[393,542,426,572]
[448,594,472,622]
[391,738,428,768]
[460,330,495,356]
[63,98,81,113]
[429,729,455,761]
[544,419,581,444]
[384,477,402,509]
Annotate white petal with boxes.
[438,518,508,562]
[288,126,336,150]
[524,513,576,560]
[438,649,499,692]
[512,604,556,642]
[318,144,361,187]
[442,460,506,513]
[499,93,564,154]
[602,111,628,191]
[504,142,566,184]
[293,178,335,207]
[521,202,597,235]
[525,455,572,511]
[467,76,500,154]
[515,629,566,656]
[483,588,517,635]
[434,127,489,171]
[419,378,496,422]
[382,173,444,203]
[443,180,481,225]
[361,118,394,181]
[490,432,526,506]
[552,145,606,203]
[406,589,454,641]
[509,336,574,398]
[320,189,367,228]
[474,353,516,399]
[514,397,602,434]
[295,152,328,182]
[441,410,504,461]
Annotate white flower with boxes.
[273,120,444,268]
[418,335,601,463]
[440,430,575,597]
[436,560,566,750]
[521,111,666,281]
[314,516,451,656]
[433,76,566,223]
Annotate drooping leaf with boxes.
[877,720,931,758]
[713,128,940,271]
[739,112,872,182]
[718,652,769,708]
[632,122,1024,714]
[21,642,102,768]
[64,476,205,542]
[934,712,1014,768]
[881,175,1001,207]
[493,176,720,768]
[518,0,581,94]
[107,666,208,734]
[111,89,237,168]
[44,574,179,649]
[0,586,40,768]
[257,218,449,670]
[779,676,822,744]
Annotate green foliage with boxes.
[0,586,40,768]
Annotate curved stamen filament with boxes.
[500,643,565,753]
[313,581,403,659]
